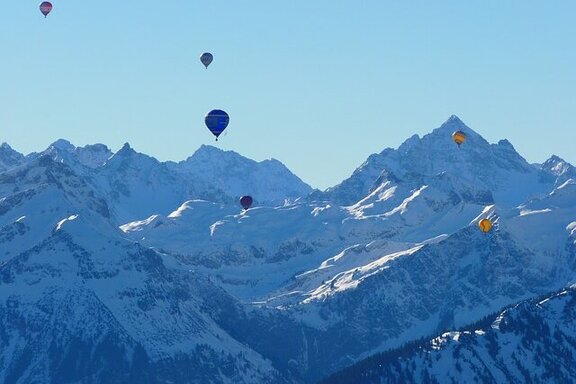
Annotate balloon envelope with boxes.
[205,109,229,140]
[240,196,253,210]
[452,130,466,146]
[39,1,53,17]
[478,218,493,233]
[200,52,213,68]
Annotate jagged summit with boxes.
[1,115,576,383]
[170,144,313,204]
[447,113,463,122]
[193,144,227,155]
[496,138,514,148]
[542,154,573,171]
[389,115,489,157]
[323,116,552,207]
[117,142,134,154]
[49,138,76,152]
[0,142,25,171]
[441,114,467,129]
[105,142,146,165]
[185,144,255,165]
[84,143,110,151]
[103,142,163,174]
[541,154,576,186]
[33,139,114,169]
[417,115,487,147]
[185,145,288,172]
[545,154,565,164]
[0,143,24,163]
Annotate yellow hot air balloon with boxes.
[452,130,466,147]
[478,218,493,233]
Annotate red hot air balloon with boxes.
[240,196,253,210]
[39,1,53,18]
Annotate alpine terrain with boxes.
[1,115,575,383]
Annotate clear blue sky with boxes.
[1,1,574,189]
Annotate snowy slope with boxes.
[320,115,553,208]
[541,154,576,187]
[321,285,576,384]
[25,139,114,170]
[96,143,313,223]
[114,116,576,381]
[258,201,576,377]
[92,143,193,223]
[0,143,25,172]
[0,166,291,383]
[168,145,313,203]
[0,141,313,224]
[1,115,575,383]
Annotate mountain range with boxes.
[1,115,575,383]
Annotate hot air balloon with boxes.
[205,109,229,141]
[240,195,253,210]
[39,1,53,18]
[452,130,466,147]
[200,52,213,69]
[478,218,493,233]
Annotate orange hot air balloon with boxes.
[452,130,466,147]
[478,218,493,233]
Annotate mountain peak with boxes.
[324,115,545,207]
[397,115,483,152]
[543,155,565,165]
[192,144,234,159]
[0,142,21,156]
[186,145,257,168]
[445,114,465,125]
[497,138,513,147]
[439,114,467,130]
[75,143,113,168]
[49,139,76,152]
[1,142,13,150]
[114,142,136,156]
[82,143,110,152]
[197,144,222,153]
[0,142,25,171]
[541,154,575,184]
[193,144,225,156]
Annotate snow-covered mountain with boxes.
[318,115,554,208]
[0,141,313,223]
[168,145,313,203]
[321,284,576,384]
[541,154,576,187]
[0,143,25,172]
[1,115,575,383]
[0,156,295,383]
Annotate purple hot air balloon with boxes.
[39,1,53,18]
[240,196,253,210]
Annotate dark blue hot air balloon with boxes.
[200,52,213,69]
[205,109,229,141]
